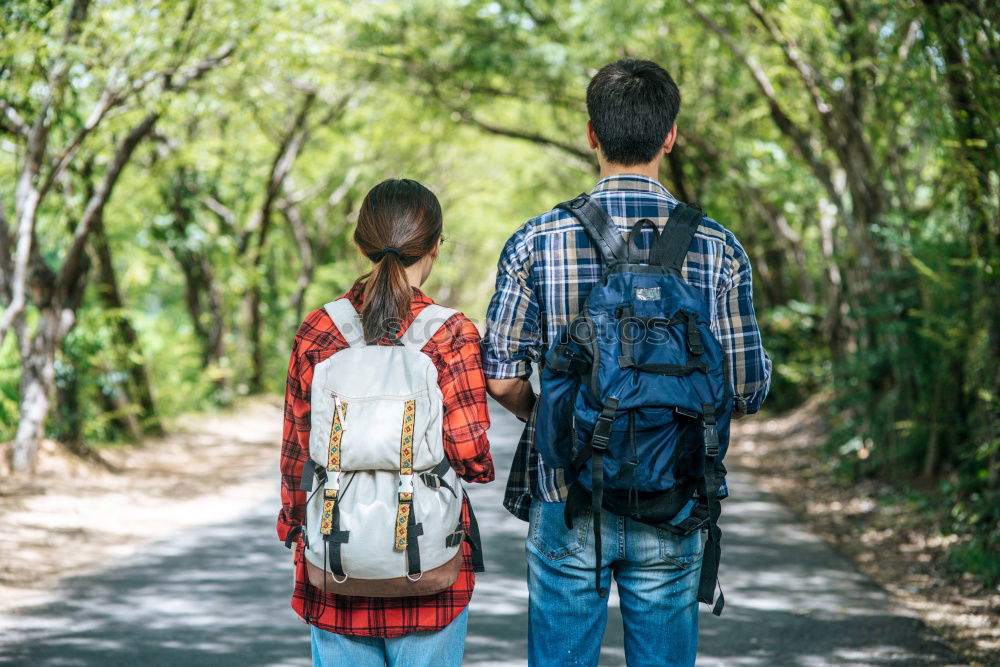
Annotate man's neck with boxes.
[598,160,661,182]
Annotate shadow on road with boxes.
[0,404,965,666]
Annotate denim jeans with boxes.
[527,500,704,667]
[310,606,468,667]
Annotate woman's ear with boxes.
[430,238,441,260]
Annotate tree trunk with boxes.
[92,211,162,435]
[923,0,999,471]
[247,283,265,393]
[10,308,62,473]
[164,173,227,377]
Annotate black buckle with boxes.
[675,406,699,419]
[702,403,720,457]
[283,525,302,549]
[591,398,619,451]
[704,425,720,457]
[687,312,705,356]
[419,472,440,489]
[591,432,611,451]
[569,194,588,209]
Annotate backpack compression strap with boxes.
[563,397,619,598]
[324,298,367,347]
[654,203,705,273]
[697,403,725,616]
[557,193,627,267]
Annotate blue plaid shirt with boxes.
[483,175,771,520]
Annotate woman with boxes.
[277,178,494,666]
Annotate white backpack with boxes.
[299,298,481,597]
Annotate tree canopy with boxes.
[1,0,997,582]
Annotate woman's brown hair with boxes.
[354,179,442,344]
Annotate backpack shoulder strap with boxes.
[654,202,705,273]
[400,304,458,350]
[324,298,366,347]
[556,193,627,267]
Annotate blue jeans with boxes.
[310,606,468,667]
[527,500,704,666]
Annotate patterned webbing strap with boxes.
[394,399,417,551]
[320,398,347,536]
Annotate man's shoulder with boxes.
[505,192,742,256]
[514,203,579,238]
[693,213,734,248]
[496,203,578,262]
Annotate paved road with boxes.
[0,406,965,666]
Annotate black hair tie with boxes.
[368,246,403,262]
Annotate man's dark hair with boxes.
[586,59,681,166]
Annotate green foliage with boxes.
[1,0,997,583]
[758,301,828,412]
[0,336,19,442]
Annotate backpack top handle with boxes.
[558,194,705,274]
[626,218,663,265]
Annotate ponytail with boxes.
[354,179,442,344]
[360,251,412,343]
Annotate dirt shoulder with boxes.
[729,399,999,666]
[0,398,283,613]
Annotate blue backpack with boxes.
[534,193,733,615]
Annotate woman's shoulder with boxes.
[296,306,337,338]
[292,304,351,355]
[422,302,481,350]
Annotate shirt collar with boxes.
[591,174,673,198]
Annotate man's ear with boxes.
[586,120,599,150]
[663,124,678,154]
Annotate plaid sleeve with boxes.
[277,331,310,543]
[716,233,772,415]
[434,314,494,484]
[482,223,542,379]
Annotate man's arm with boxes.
[486,377,535,422]
[716,233,772,418]
[481,223,542,414]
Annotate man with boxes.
[482,59,771,666]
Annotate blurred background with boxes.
[0,0,996,647]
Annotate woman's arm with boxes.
[435,314,495,484]
[277,335,309,544]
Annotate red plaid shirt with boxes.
[277,283,494,637]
